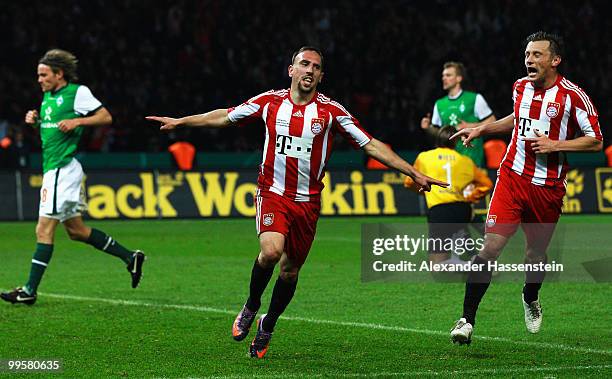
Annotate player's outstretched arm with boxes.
[363,138,448,192]
[146,109,231,130]
[457,114,497,130]
[450,113,514,147]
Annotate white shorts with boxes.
[39,158,87,222]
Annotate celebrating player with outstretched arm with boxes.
[449,32,603,345]
[147,46,447,359]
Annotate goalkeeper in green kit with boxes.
[1,49,145,305]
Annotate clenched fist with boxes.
[25,110,39,124]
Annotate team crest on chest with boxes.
[311,118,324,135]
[263,213,274,226]
[546,101,560,118]
[56,95,64,106]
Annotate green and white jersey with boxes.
[431,90,493,167]
[38,83,102,173]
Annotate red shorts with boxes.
[486,167,565,249]
[255,190,321,267]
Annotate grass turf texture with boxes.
[0,216,611,378]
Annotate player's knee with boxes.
[65,226,88,241]
[525,248,546,263]
[478,234,506,261]
[258,247,282,267]
[260,237,283,254]
[35,223,53,241]
[279,270,299,283]
[479,242,502,261]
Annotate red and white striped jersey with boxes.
[501,75,602,186]
[228,89,372,202]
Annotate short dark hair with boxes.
[39,49,79,82]
[436,126,457,149]
[443,61,466,79]
[525,31,564,58]
[291,46,324,69]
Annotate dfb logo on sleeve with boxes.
[263,213,275,226]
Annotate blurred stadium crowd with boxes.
[0,0,608,163]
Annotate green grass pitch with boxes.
[0,216,611,378]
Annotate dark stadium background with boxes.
[0,0,609,160]
[1,3,611,376]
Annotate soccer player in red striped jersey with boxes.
[449,32,603,345]
[147,46,447,358]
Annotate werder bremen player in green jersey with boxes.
[421,62,496,167]
[1,49,146,305]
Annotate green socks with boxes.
[86,228,133,264]
[24,243,54,295]
[23,230,133,295]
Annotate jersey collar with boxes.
[50,82,69,96]
[447,89,463,100]
[288,89,318,106]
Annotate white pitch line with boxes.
[205,364,612,379]
[40,292,612,356]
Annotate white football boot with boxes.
[522,295,543,334]
[450,317,473,345]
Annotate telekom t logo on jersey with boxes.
[518,117,550,139]
[276,135,294,155]
[275,134,312,158]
